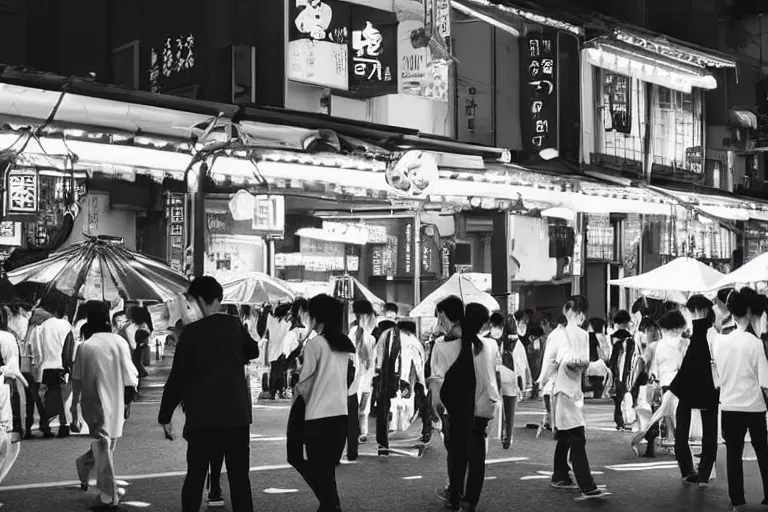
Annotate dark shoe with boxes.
[576,489,611,501]
[80,481,89,492]
[377,446,390,457]
[57,425,70,438]
[551,480,579,490]
[207,490,225,507]
[683,473,699,484]
[41,429,55,439]
[420,432,432,444]
[23,431,35,440]
[459,502,476,512]
[347,454,358,462]
[642,442,656,458]
[502,440,510,450]
[70,424,81,434]
[358,435,368,444]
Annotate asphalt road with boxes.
[1,363,767,512]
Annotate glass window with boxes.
[586,214,615,261]
[651,86,703,173]
[596,70,647,167]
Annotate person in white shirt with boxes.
[437,301,499,512]
[290,294,355,512]
[711,289,768,511]
[429,296,464,509]
[31,298,73,439]
[344,300,375,460]
[71,304,138,509]
[540,295,608,501]
[489,312,528,449]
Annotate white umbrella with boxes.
[710,252,768,290]
[410,273,500,318]
[221,273,295,304]
[609,257,723,293]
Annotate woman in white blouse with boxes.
[290,294,355,512]
[711,289,768,511]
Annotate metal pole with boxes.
[413,210,422,306]
[193,162,207,278]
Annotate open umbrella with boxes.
[609,257,723,294]
[710,252,768,290]
[7,236,190,302]
[222,272,295,304]
[410,273,500,318]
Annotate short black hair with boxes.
[436,296,464,324]
[352,300,374,317]
[686,294,713,313]
[112,311,127,324]
[587,317,606,333]
[727,289,751,319]
[658,310,687,331]
[384,302,399,314]
[631,297,648,316]
[513,309,527,321]
[464,303,490,336]
[717,287,736,304]
[378,319,396,333]
[563,295,589,315]
[135,329,150,344]
[397,319,417,335]
[613,310,631,326]
[186,276,223,305]
[528,325,545,338]
[489,312,505,327]
[291,297,309,318]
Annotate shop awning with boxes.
[729,108,758,130]
[451,0,582,37]
[295,228,368,245]
[648,186,768,224]
[584,40,718,93]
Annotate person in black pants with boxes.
[158,276,260,512]
[712,288,768,509]
[374,320,400,457]
[608,310,635,431]
[668,295,719,485]
[290,294,354,512]
[441,302,499,512]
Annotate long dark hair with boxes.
[464,303,489,355]
[308,294,354,353]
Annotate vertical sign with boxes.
[520,30,558,156]
[166,193,186,273]
[349,5,398,97]
[434,0,451,42]
[5,170,38,216]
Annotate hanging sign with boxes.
[520,30,558,156]
[166,193,186,273]
[385,150,439,198]
[5,169,38,218]
[398,20,449,102]
[348,5,398,97]
[287,0,351,90]
[149,33,196,94]
[252,195,285,237]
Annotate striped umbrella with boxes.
[7,236,190,302]
[222,273,295,304]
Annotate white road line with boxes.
[486,457,529,465]
[484,476,497,481]
[521,476,550,480]
[0,462,341,492]
[264,488,299,494]
[402,476,422,480]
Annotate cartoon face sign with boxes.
[385,151,439,198]
[295,0,333,40]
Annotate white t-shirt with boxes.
[652,336,686,388]
[712,328,768,413]
[32,317,72,380]
[427,336,461,385]
[299,334,350,421]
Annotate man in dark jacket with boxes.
[158,276,260,512]
[609,310,635,431]
[668,295,719,484]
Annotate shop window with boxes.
[651,86,703,174]
[595,70,647,170]
[661,216,732,260]
[586,214,614,261]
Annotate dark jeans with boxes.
[613,380,627,428]
[588,376,604,399]
[553,427,597,493]
[501,396,517,443]
[290,415,347,512]
[376,394,392,449]
[346,394,359,460]
[21,372,45,433]
[209,450,224,494]
[721,411,768,507]
[447,416,489,507]
[416,384,432,437]
[675,403,718,481]
[645,386,669,444]
[182,426,252,512]
[39,369,68,432]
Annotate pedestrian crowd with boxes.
[0,275,766,512]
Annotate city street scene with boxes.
[0,0,765,511]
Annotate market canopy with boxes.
[710,252,768,290]
[7,236,190,302]
[609,257,724,293]
[410,273,500,318]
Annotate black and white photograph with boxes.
[0,1,763,512]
